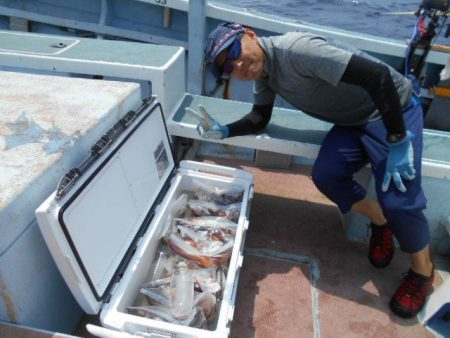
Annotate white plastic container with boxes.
[170,262,194,320]
[35,98,253,338]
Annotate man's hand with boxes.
[382,130,416,193]
[185,105,229,140]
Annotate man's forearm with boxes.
[341,54,406,142]
[227,102,274,137]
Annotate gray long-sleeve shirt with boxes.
[254,32,412,126]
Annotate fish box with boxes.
[35,98,254,338]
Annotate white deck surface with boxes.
[0,71,141,253]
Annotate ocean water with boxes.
[217,0,449,45]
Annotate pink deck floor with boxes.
[1,156,442,338]
[210,157,438,338]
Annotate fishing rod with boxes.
[404,0,449,77]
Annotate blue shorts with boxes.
[311,100,429,253]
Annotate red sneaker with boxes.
[390,268,434,318]
[368,223,394,268]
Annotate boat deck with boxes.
[1,155,447,338]
[199,157,442,338]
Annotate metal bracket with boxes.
[55,97,156,200]
[122,109,138,127]
[91,134,112,157]
[56,168,81,200]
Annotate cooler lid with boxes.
[39,98,176,310]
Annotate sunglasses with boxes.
[220,36,242,76]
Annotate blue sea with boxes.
[217,0,449,45]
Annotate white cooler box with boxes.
[35,98,254,338]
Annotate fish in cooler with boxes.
[127,184,244,330]
[187,200,241,222]
[194,179,244,205]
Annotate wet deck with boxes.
[1,155,445,338]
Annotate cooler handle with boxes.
[86,324,175,338]
[179,160,253,181]
[86,324,135,338]
[86,324,176,338]
[227,253,244,323]
[243,219,250,231]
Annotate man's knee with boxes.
[383,209,430,253]
[312,162,336,191]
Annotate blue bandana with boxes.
[204,22,245,78]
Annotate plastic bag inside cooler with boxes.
[102,170,251,336]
